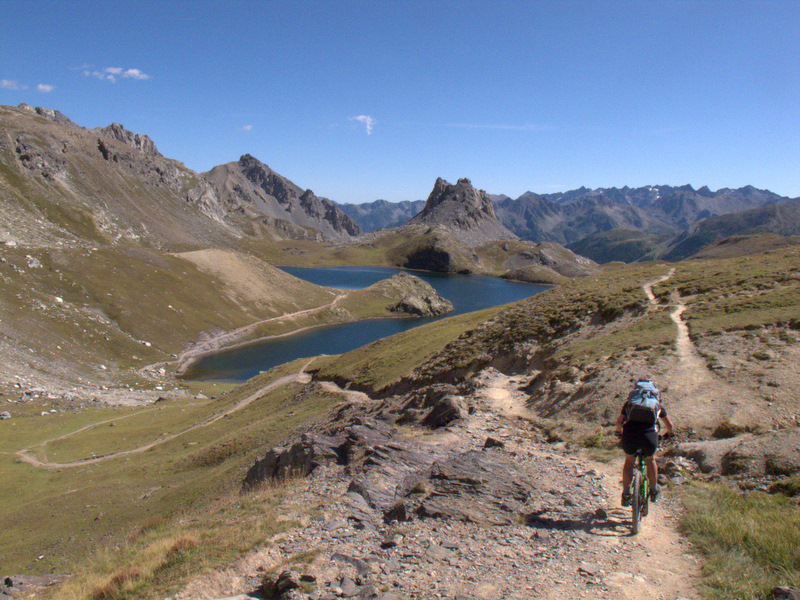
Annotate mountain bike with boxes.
[629,448,649,534]
[626,433,672,534]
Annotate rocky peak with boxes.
[407,177,517,246]
[97,122,160,157]
[238,154,303,206]
[423,177,498,220]
[202,154,362,240]
[17,103,76,127]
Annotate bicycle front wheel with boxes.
[631,470,642,534]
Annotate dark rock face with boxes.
[242,432,346,488]
[420,395,467,428]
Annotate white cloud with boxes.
[239,124,253,132]
[350,115,376,135]
[1,79,27,90]
[83,66,150,83]
[123,68,150,80]
[37,84,55,93]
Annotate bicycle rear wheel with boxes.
[631,470,642,534]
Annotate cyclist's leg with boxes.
[642,429,660,499]
[645,455,658,489]
[622,453,635,489]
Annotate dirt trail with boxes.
[477,370,702,600]
[181,368,703,600]
[647,269,755,431]
[167,295,347,375]
[16,359,317,469]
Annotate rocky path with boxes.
[174,369,701,600]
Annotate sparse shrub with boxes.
[768,474,800,497]
[751,351,771,361]
[128,517,167,542]
[90,568,142,600]
[581,428,605,449]
[712,421,747,439]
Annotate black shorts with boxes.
[621,424,659,457]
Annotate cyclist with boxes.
[615,376,675,506]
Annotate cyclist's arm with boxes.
[614,406,626,435]
[660,413,675,436]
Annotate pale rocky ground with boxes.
[4,267,798,600]
[171,368,702,600]
[166,270,799,600]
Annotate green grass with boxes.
[0,361,339,578]
[313,305,504,392]
[656,248,800,336]
[680,482,800,599]
[44,484,293,600]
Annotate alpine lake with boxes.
[183,266,548,381]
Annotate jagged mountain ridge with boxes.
[342,184,794,242]
[494,184,794,245]
[0,104,360,249]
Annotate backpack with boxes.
[625,380,660,425]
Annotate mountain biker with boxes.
[615,376,674,506]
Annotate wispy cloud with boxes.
[444,122,552,132]
[239,124,253,132]
[83,66,151,83]
[37,84,55,93]
[1,79,27,90]
[123,68,150,80]
[350,115,376,135]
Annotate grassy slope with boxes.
[4,248,798,597]
[0,245,450,390]
[0,360,339,579]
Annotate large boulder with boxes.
[677,428,800,478]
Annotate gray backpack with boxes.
[625,380,660,425]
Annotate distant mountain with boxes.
[495,184,791,245]
[338,199,425,231]
[405,177,517,247]
[203,154,361,241]
[662,199,800,261]
[0,104,360,249]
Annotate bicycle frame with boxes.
[630,451,650,534]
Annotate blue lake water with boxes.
[183,266,547,381]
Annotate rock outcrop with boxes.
[407,178,518,247]
[379,273,453,316]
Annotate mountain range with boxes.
[0,103,360,251]
[342,184,800,263]
[3,102,799,267]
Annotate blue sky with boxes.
[2,1,798,202]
